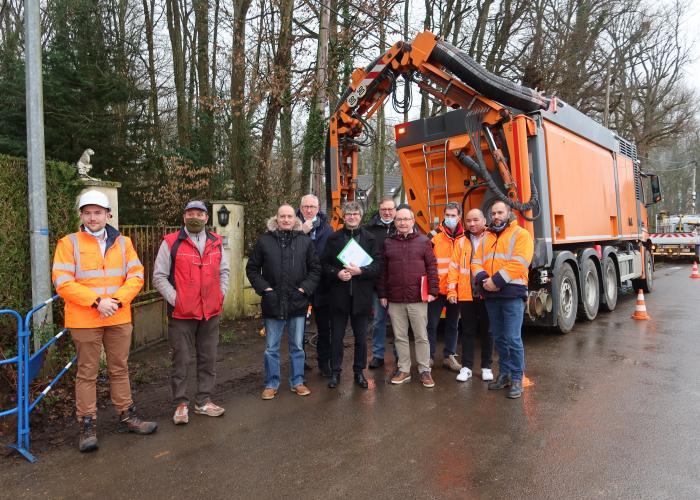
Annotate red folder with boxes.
[421,275,429,302]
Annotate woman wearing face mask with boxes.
[426,202,466,372]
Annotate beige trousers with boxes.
[71,323,133,418]
[387,302,431,374]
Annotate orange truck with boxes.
[326,31,662,333]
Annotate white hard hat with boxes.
[78,190,111,210]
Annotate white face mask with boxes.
[443,217,458,230]
[85,227,106,238]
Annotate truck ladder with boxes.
[423,139,450,227]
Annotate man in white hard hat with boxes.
[52,190,157,453]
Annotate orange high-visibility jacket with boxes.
[52,226,144,328]
[429,223,465,296]
[446,237,473,301]
[471,220,534,299]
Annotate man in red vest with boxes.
[154,201,230,424]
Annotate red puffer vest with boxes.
[164,229,223,320]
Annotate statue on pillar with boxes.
[76,148,98,180]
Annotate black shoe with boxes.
[507,380,523,399]
[328,374,340,389]
[78,416,99,453]
[488,373,512,391]
[354,373,368,389]
[320,365,332,378]
[368,357,385,369]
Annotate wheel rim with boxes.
[561,278,573,317]
[605,265,616,301]
[646,258,653,288]
[585,271,596,307]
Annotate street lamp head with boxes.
[217,205,231,227]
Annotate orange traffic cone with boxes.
[631,289,651,320]
[690,261,700,279]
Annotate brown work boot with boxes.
[291,384,311,396]
[420,371,436,388]
[118,405,158,435]
[261,387,278,400]
[390,371,412,385]
[78,416,99,453]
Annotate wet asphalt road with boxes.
[2,263,700,499]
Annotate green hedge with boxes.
[0,155,81,355]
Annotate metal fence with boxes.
[1,296,75,463]
[121,225,179,299]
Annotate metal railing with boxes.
[121,225,178,298]
[0,295,75,463]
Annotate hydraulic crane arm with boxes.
[326,31,549,229]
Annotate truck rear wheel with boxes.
[555,262,578,334]
[577,258,600,321]
[600,256,618,312]
[632,249,654,293]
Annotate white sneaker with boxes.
[456,367,472,382]
[173,403,189,425]
[481,368,494,381]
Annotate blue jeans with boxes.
[485,298,526,381]
[371,293,388,359]
[263,316,306,389]
[427,294,460,359]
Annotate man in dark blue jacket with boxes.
[297,194,334,376]
[246,204,321,400]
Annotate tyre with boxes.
[577,258,600,321]
[554,262,578,334]
[632,248,654,293]
[600,256,618,312]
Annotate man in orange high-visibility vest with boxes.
[472,201,534,399]
[426,202,465,372]
[52,190,156,453]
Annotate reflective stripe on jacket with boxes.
[52,225,144,328]
[471,220,534,299]
[429,223,465,296]
[446,237,473,301]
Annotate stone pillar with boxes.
[78,179,122,228]
[211,201,245,319]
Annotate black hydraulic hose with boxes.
[430,40,549,112]
[456,151,541,221]
[460,182,489,226]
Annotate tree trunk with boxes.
[311,0,330,199]
[166,0,189,147]
[194,0,213,165]
[142,0,161,150]
[230,0,252,187]
[256,0,295,191]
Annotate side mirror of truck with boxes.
[642,173,662,206]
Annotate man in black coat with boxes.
[363,196,397,369]
[296,194,334,376]
[322,201,381,389]
[246,204,321,400]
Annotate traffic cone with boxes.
[690,261,700,279]
[631,289,651,320]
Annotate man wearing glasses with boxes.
[364,196,397,369]
[378,207,439,388]
[296,194,333,376]
[321,202,381,389]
